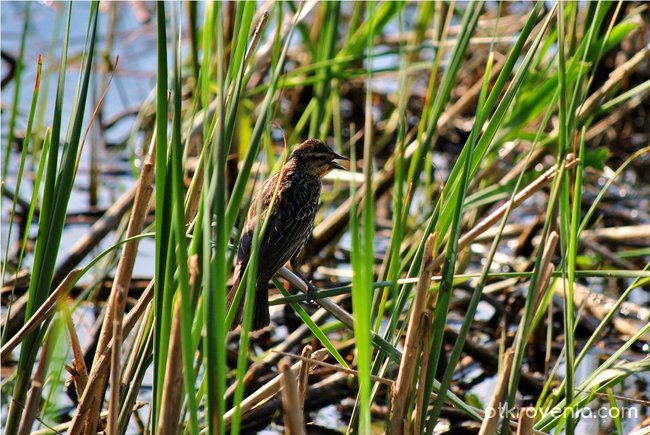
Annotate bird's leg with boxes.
[290,257,319,305]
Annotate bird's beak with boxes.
[329,150,348,171]
[329,160,347,171]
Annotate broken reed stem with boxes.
[516,407,535,435]
[390,235,436,435]
[1,268,81,359]
[478,348,515,435]
[280,359,305,435]
[223,348,329,427]
[297,345,313,409]
[272,350,393,386]
[532,230,562,388]
[61,302,89,399]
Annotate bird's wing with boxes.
[237,174,319,285]
[234,173,280,277]
[247,173,281,221]
[259,191,317,277]
[238,172,281,251]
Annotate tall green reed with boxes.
[4,2,648,433]
[4,3,99,434]
[2,2,30,181]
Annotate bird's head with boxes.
[289,139,348,177]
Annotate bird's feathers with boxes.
[226,138,344,331]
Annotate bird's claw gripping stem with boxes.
[304,281,320,306]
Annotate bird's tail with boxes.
[227,263,270,331]
[252,281,270,331]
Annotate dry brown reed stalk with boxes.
[478,348,514,435]
[579,237,638,270]
[223,348,329,427]
[544,278,554,383]
[500,146,545,186]
[17,331,53,435]
[577,42,649,122]
[62,302,89,399]
[117,305,154,435]
[389,235,436,435]
[68,138,155,435]
[157,299,185,434]
[413,311,433,433]
[297,345,313,409]
[532,231,559,313]
[582,224,650,241]
[267,306,333,366]
[539,265,557,297]
[272,350,393,386]
[107,143,155,435]
[280,358,305,435]
[585,88,650,142]
[516,407,536,435]
[67,280,154,435]
[1,269,81,358]
[158,255,200,434]
[244,10,269,67]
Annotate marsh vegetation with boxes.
[1,1,649,434]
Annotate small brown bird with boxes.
[227,139,347,331]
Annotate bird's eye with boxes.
[304,153,326,162]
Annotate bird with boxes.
[227,139,347,331]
